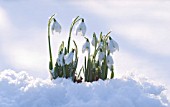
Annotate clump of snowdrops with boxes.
[47,14,119,83]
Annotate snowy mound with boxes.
[0,70,169,107]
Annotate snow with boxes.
[0,70,169,107]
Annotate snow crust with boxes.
[0,69,169,107]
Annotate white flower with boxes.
[107,36,119,53]
[82,38,90,54]
[98,49,105,63]
[91,34,98,46]
[76,19,86,36]
[106,53,114,69]
[64,49,75,65]
[51,18,61,34]
[57,50,64,66]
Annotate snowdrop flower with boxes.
[64,49,75,65]
[57,50,64,66]
[82,38,90,54]
[76,19,86,36]
[107,36,119,53]
[51,18,61,34]
[91,33,98,46]
[98,49,105,64]
[106,52,114,69]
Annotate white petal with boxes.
[59,54,64,66]
[55,21,61,33]
[51,23,55,34]
[51,20,61,34]
[106,55,114,70]
[76,21,86,36]
[98,52,105,62]
[109,39,119,51]
[91,39,95,46]
[76,27,80,35]
[57,53,64,66]
[64,52,74,65]
[107,55,114,65]
[82,44,86,53]
[112,40,119,51]
[80,22,86,36]
[82,41,90,53]
[108,43,116,53]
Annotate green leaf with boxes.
[63,65,66,78]
[100,32,103,40]
[53,63,59,79]
[73,40,78,60]
[64,47,67,55]
[87,58,92,82]
[67,36,71,53]
[78,66,83,78]
[110,65,114,79]
[84,56,88,81]
[49,61,53,70]
[93,32,98,47]
[111,71,114,79]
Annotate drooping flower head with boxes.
[82,37,90,54]
[106,51,114,70]
[51,18,61,34]
[108,36,119,53]
[76,19,86,36]
[64,49,75,65]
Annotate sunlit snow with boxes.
[0,70,169,107]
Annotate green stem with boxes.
[104,31,112,40]
[73,40,78,60]
[48,14,55,78]
[48,36,53,69]
[84,56,87,81]
[103,34,108,80]
[67,16,84,53]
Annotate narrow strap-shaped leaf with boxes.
[110,65,114,79]
[78,66,83,78]
[73,40,78,60]
[84,56,88,81]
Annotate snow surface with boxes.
[0,69,169,107]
